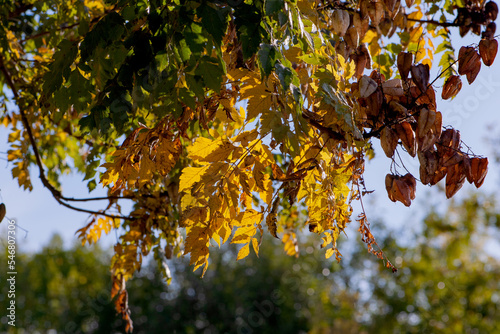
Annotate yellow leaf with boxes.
[179,165,210,193]
[232,225,257,244]
[234,209,263,227]
[236,243,250,260]
[252,238,259,257]
[188,137,235,163]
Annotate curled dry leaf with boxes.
[380,126,398,157]
[396,121,417,157]
[332,10,350,37]
[359,75,378,98]
[441,75,462,100]
[479,39,498,66]
[411,63,430,93]
[397,52,413,80]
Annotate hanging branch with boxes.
[0,54,135,220]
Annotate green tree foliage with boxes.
[1,0,499,327]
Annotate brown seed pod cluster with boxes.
[350,48,489,206]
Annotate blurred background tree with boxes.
[1,193,499,333]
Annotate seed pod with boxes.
[430,166,448,185]
[471,157,488,187]
[442,75,462,100]
[389,100,408,116]
[382,78,404,96]
[445,162,466,199]
[332,10,350,37]
[396,121,417,157]
[479,39,498,66]
[397,52,413,80]
[458,46,481,79]
[442,151,464,167]
[417,107,436,139]
[380,126,398,157]
[411,63,430,93]
[483,22,497,39]
[359,75,378,98]
[485,1,498,21]
[405,0,415,8]
[345,26,359,49]
[0,203,5,222]
[463,156,474,183]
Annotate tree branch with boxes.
[0,54,135,220]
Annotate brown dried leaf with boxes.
[471,157,488,187]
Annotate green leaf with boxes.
[43,40,78,97]
[265,0,284,16]
[196,56,223,92]
[275,63,293,91]
[199,4,228,46]
[258,44,277,76]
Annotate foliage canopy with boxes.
[1,0,498,329]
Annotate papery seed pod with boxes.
[367,1,385,26]
[393,175,413,206]
[442,151,464,167]
[384,0,398,13]
[345,26,359,49]
[463,156,474,183]
[0,203,5,222]
[445,163,466,199]
[332,10,350,37]
[405,0,415,8]
[442,75,463,100]
[335,40,350,61]
[483,22,496,40]
[397,52,413,80]
[417,107,436,139]
[380,127,399,157]
[434,111,443,140]
[418,129,438,152]
[411,63,430,93]
[430,166,448,185]
[385,174,397,202]
[479,39,498,66]
[389,100,408,116]
[471,157,488,187]
[382,78,404,96]
[359,75,378,98]
[353,12,369,40]
[485,1,498,21]
[366,89,384,118]
[458,46,481,76]
[401,173,416,200]
[396,121,417,157]
[379,18,393,36]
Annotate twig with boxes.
[0,54,135,220]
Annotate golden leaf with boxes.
[236,243,250,261]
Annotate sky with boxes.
[1,32,500,256]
